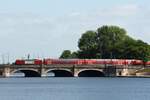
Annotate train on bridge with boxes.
[14,59,150,65]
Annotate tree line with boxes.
[60,25,150,62]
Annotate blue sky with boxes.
[0,0,150,63]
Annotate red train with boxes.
[14,58,150,65]
[15,59,42,65]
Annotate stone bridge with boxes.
[0,64,149,77]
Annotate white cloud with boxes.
[0,13,81,62]
[69,12,81,17]
[93,4,139,17]
[113,4,139,16]
[65,4,140,24]
[64,4,150,44]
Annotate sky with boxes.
[0,0,150,63]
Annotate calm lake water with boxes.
[0,78,150,100]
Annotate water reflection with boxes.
[45,72,55,77]
[10,72,55,77]
[9,72,25,77]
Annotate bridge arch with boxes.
[11,69,41,77]
[45,69,73,77]
[77,69,105,77]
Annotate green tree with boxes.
[97,25,128,58]
[59,50,78,59]
[70,51,78,58]
[60,25,150,61]
[78,31,98,58]
[59,50,72,59]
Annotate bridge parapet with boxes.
[45,64,74,68]
[75,64,106,68]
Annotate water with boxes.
[0,78,150,100]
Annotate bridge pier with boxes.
[40,65,47,77]
[3,67,10,77]
[74,68,80,77]
[103,65,116,77]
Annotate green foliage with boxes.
[97,25,127,58]
[60,25,150,61]
[59,50,78,59]
[78,31,98,59]
[71,52,78,58]
[59,50,71,59]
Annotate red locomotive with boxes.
[15,59,42,65]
